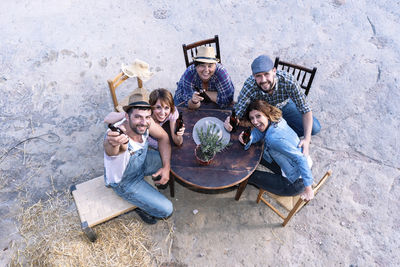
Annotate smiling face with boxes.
[126,108,152,136]
[249,110,269,132]
[152,99,171,123]
[195,63,217,82]
[254,68,276,94]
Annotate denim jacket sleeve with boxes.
[268,137,313,186]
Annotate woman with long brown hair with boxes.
[236,100,314,201]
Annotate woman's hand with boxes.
[300,186,314,201]
[224,116,233,132]
[238,131,246,145]
[176,124,185,136]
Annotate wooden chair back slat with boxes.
[274,57,317,96]
[107,72,143,112]
[296,70,302,81]
[182,35,221,68]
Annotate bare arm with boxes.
[298,111,313,156]
[149,122,171,185]
[104,112,125,124]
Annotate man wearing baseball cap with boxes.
[104,91,173,224]
[227,55,321,156]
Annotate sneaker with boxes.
[134,208,158,225]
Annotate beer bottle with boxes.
[175,111,183,134]
[242,127,251,145]
[229,110,238,133]
[194,85,211,103]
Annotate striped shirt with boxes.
[174,63,234,108]
[234,70,311,118]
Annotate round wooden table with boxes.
[168,106,263,200]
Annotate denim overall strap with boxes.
[112,137,173,218]
[118,141,148,189]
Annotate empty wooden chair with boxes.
[274,57,317,96]
[108,59,153,112]
[107,73,144,112]
[256,170,332,226]
[182,35,221,68]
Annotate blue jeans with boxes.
[110,148,173,218]
[281,99,321,137]
[249,158,305,196]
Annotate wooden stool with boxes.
[256,170,332,226]
[70,176,136,242]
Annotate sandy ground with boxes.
[1,0,400,266]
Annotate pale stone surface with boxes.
[1,0,399,266]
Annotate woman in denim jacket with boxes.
[236,100,314,201]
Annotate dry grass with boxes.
[9,191,158,267]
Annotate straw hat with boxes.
[123,87,151,112]
[193,46,219,64]
[121,59,154,82]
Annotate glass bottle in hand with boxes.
[229,110,238,133]
[242,127,251,145]
[175,111,183,134]
[194,85,211,103]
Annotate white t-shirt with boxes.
[104,119,148,184]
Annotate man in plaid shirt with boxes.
[174,46,234,109]
[226,55,320,156]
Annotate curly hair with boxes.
[149,88,175,113]
[245,100,282,123]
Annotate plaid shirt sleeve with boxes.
[213,64,234,108]
[281,72,311,114]
[234,75,257,118]
[174,65,197,107]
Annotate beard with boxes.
[128,120,149,135]
[258,81,274,94]
[257,77,276,95]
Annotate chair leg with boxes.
[81,221,97,242]
[314,170,332,193]
[256,189,265,203]
[282,198,306,227]
[260,197,286,220]
[169,172,175,198]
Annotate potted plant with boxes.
[195,123,230,165]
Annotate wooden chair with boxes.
[107,73,144,112]
[274,57,317,96]
[182,35,221,68]
[256,170,332,226]
[70,176,137,242]
[70,175,158,242]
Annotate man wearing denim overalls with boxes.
[104,92,173,224]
